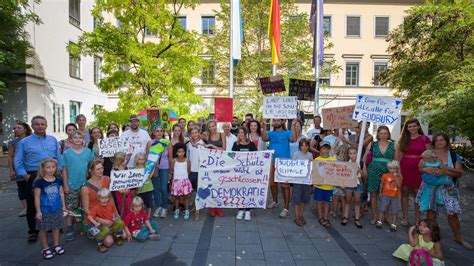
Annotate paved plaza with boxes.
[1,158,473,266]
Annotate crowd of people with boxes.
[6,112,472,262]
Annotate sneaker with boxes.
[267,201,278,209]
[184,210,190,221]
[19,209,27,217]
[153,207,162,218]
[174,210,180,220]
[216,208,224,217]
[279,208,289,218]
[236,210,245,220]
[244,211,251,221]
[209,208,216,217]
[390,224,398,232]
[375,221,383,229]
[148,234,161,241]
[65,226,74,241]
[114,235,124,246]
[97,244,108,253]
[160,209,168,218]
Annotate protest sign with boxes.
[262,96,297,119]
[195,148,273,209]
[214,98,233,122]
[98,137,133,158]
[312,160,358,187]
[353,95,403,126]
[259,75,285,94]
[289,78,316,101]
[160,109,171,130]
[147,108,160,132]
[110,169,146,191]
[275,158,312,185]
[322,105,357,129]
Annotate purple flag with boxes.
[310,0,324,67]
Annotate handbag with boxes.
[409,248,433,266]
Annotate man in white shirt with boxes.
[121,115,151,168]
[223,123,237,151]
[306,114,323,140]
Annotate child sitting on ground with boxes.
[124,196,160,242]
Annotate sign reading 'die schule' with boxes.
[263,96,298,119]
[110,169,147,191]
[98,137,133,158]
[275,158,312,185]
[259,75,286,94]
[353,95,402,126]
[289,78,316,101]
[322,105,357,129]
[195,148,273,209]
[312,160,358,188]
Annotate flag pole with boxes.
[313,0,321,115]
[229,0,234,98]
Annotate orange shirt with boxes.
[89,201,116,224]
[381,173,401,197]
[84,176,110,224]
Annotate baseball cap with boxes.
[320,141,331,147]
[129,115,139,122]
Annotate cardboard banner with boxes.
[259,75,285,94]
[195,148,273,209]
[110,169,146,191]
[147,108,160,132]
[214,98,233,122]
[322,105,358,129]
[98,137,133,158]
[275,158,312,185]
[353,95,403,126]
[289,78,316,101]
[263,96,298,119]
[312,160,358,187]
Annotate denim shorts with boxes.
[345,183,364,193]
[379,195,400,215]
[313,187,333,203]
[292,184,312,204]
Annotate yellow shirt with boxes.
[314,156,337,190]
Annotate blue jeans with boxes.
[134,220,160,242]
[152,169,169,209]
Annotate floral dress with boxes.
[367,141,395,193]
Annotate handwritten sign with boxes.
[147,109,160,132]
[195,148,273,209]
[275,159,312,184]
[214,98,233,122]
[353,95,403,126]
[110,169,146,191]
[312,161,358,187]
[322,105,358,129]
[289,78,315,101]
[259,75,285,94]
[263,96,297,119]
[98,137,133,158]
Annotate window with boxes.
[375,16,389,37]
[323,16,332,37]
[373,62,388,86]
[93,56,102,85]
[319,62,331,86]
[93,17,98,29]
[346,16,361,37]
[202,16,215,35]
[178,16,187,30]
[69,101,82,123]
[144,26,153,36]
[201,62,215,85]
[53,103,65,133]
[69,43,81,79]
[345,62,359,86]
[69,0,80,27]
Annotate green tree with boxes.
[68,0,204,128]
[206,0,337,118]
[0,0,41,99]
[383,1,473,142]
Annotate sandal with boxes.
[318,218,329,227]
[400,219,409,227]
[42,248,54,259]
[454,239,473,250]
[341,217,348,226]
[27,233,37,244]
[355,219,363,229]
[325,219,332,228]
[52,245,65,255]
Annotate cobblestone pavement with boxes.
[0,156,473,265]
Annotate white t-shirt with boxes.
[186,139,205,173]
[225,133,237,151]
[306,127,322,140]
[121,129,151,168]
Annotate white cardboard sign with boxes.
[275,158,312,185]
[263,96,298,119]
[353,95,402,126]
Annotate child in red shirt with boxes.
[377,160,402,231]
[124,196,160,242]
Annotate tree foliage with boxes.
[68,0,204,128]
[0,0,41,99]
[383,1,473,142]
[206,0,337,118]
